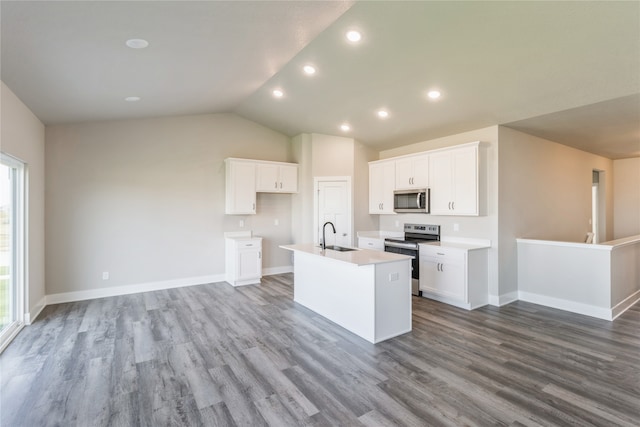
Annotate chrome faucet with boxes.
[322,221,336,250]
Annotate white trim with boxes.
[516,238,612,251]
[0,322,24,354]
[0,153,26,351]
[46,274,225,305]
[263,265,293,275]
[611,290,640,320]
[25,295,46,325]
[43,268,294,306]
[488,291,518,307]
[518,291,612,321]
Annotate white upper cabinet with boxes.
[256,162,298,193]
[429,142,479,216]
[395,154,429,190]
[369,160,396,214]
[226,158,298,215]
[225,159,256,215]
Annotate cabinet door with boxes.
[419,256,466,301]
[395,155,429,190]
[369,161,395,214]
[278,164,298,193]
[226,161,256,214]
[237,247,261,281]
[411,155,429,188]
[255,163,280,192]
[395,158,414,190]
[451,147,478,215]
[428,146,478,216]
[428,151,453,215]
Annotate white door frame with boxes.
[313,176,353,247]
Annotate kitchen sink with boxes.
[324,245,358,252]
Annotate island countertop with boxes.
[280,243,412,266]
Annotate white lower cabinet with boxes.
[419,243,488,309]
[225,237,262,286]
[357,237,385,251]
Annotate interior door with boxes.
[316,180,351,247]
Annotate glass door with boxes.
[0,153,24,351]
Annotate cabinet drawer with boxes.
[358,237,385,251]
[419,245,465,263]
[236,239,261,249]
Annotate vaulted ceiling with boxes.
[2,1,639,158]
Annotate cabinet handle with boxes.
[252,203,255,211]
[280,182,283,189]
[452,202,455,210]
[274,181,278,189]
[258,251,261,259]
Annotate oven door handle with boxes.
[384,241,419,250]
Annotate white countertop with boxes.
[421,240,491,251]
[280,243,412,266]
[517,234,640,250]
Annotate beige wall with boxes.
[379,126,502,300]
[0,81,46,319]
[498,126,614,299]
[292,133,378,245]
[45,113,293,295]
[613,158,640,238]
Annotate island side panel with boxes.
[374,259,412,342]
[292,251,376,343]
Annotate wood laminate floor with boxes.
[1,274,639,426]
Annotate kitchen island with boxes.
[280,244,412,343]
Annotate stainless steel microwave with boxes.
[393,188,430,213]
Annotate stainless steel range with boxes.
[384,224,440,296]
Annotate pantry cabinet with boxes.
[429,143,479,216]
[369,160,396,214]
[395,154,428,190]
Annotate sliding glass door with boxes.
[0,153,24,350]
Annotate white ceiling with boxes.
[2,1,639,159]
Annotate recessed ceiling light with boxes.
[377,109,389,119]
[346,30,362,43]
[427,90,442,100]
[340,123,351,132]
[125,38,149,49]
[272,89,284,98]
[303,65,316,75]
[124,96,141,102]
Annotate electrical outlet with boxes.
[239,219,244,228]
[102,271,109,280]
[274,219,279,226]
[395,220,400,228]
[454,223,460,232]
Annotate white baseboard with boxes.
[611,290,640,320]
[488,291,518,307]
[46,274,225,305]
[25,296,47,324]
[263,265,293,275]
[518,291,613,321]
[43,267,294,306]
